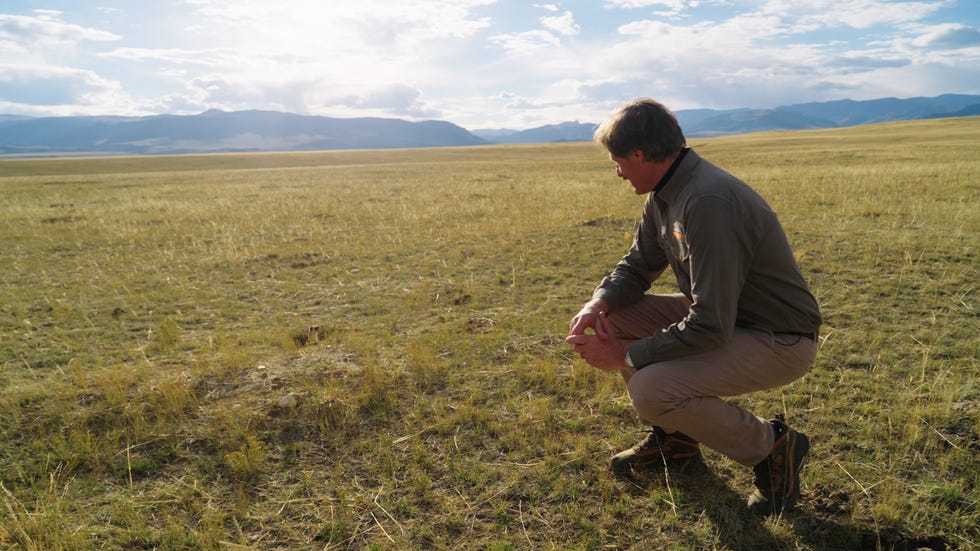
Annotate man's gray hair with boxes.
[594,98,686,161]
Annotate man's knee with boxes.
[626,366,684,419]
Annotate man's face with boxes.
[609,150,661,195]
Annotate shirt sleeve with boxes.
[628,195,755,367]
[592,198,669,311]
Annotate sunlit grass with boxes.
[0,118,977,549]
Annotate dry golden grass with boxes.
[0,117,977,550]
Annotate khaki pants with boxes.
[610,294,817,466]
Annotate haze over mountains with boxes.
[1,94,977,156]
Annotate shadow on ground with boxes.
[619,460,788,550]
[618,461,953,551]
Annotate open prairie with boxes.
[1,117,977,550]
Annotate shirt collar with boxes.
[652,147,690,196]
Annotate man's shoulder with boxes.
[672,153,773,222]
[674,152,741,198]
[683,150,737,179]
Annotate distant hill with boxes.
[1,94,978,156]
[478,93,980,142]
[0,109,487,156]
[945,104,980,117]
[680,109,836,135]
[472,121,598,144]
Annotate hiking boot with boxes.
[748,415,810,515]
[610,427,701,475]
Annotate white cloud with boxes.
[179,0,493,51]
[827,53,909,73]
[541,11,580,36]
[337,83,441,118]
[0,63,135,115]
[100,47,253,68]
[32,9,63,19]
[174,70,442,119]
[761,0,945,30]
[88,0,498,119]
[910,23,980,49]
[183,72,329,115]
[0,13,136,116]
[490,30,562,54]
[488,7,581,57]
[606,0,700,18]
[0,64,108,104]
[0,12,120,51]
[604,0,691,12]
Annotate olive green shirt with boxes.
[593,148,822,368]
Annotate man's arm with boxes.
[592,199,669,312]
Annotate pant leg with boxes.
[607,294,692,340]
[607,294,817,466]
[607,294,691,385]
[627,329,817,466]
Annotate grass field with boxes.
[0,117,977,550]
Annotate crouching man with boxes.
[566,98,821,515]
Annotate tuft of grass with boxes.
[0,475,86,550]
[0,117,977,549]
[224,436,267,483]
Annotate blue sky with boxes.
[1,0,978,129]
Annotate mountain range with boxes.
[1,94,977,156]
[477,94,980,143]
